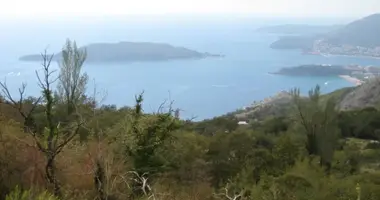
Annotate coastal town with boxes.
[339,64,380,85]
[310,39,380,58]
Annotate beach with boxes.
[339,75,364,86]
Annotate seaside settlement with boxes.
[309,39,380,58]
[335,65,380,85]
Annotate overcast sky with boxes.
[1,0,379,18]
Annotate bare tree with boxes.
[0,50,84,196]
[213,183,245,200]
[57,39,88,115]
[0,81,41,133]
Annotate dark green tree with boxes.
[291,85,339,171]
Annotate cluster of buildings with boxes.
[340,64,380,84]
[312,39,380,58]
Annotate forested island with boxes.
[20,41,223,63]
[272,64,380,77]
[271,64,352,76]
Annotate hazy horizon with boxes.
[1,0,379,20]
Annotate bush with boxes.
[364,141,380,149]
[5,186,58,200]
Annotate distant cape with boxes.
[20,42,223,63]
[268,13,380,50]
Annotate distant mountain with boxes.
[269,13,380,50]
[256,24,342,35]
[270,35,317,50]
[20,42,223,63]
[324,14,380,47]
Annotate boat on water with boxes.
[302,50,320,55]
[321,53,331,57]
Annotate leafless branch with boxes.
[213,183,245,200]
[127,171,153,197]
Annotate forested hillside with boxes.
[1,39,380,200]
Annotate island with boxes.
[19,42,223,63]
[271,64,353,76]
[268,13,380,58]
[271,64,380,85]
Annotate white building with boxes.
[238,121,249,125]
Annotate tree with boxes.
[57,39,88,116]
[0,50,85,196]
[290,85,339,171]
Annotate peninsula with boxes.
[20,42,223,63]
[271,64,380,85]
[272,64,353,76]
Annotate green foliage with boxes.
[291,85,340,170]
[261,116,290,134]
[183,116,239,136]
[5,186,59,200]
[338,108,380,140]
[114,93,183,174]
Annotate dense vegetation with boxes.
[1,39,380,200]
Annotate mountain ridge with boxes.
[269,13,380,51]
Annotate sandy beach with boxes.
[339,75,364,86]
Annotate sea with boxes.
[1,15,380,120]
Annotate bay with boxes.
[1,17,380,120]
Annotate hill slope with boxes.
[233,80,380,121]
[339,79,380,110]
[325,14,380,47]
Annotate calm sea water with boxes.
[1,17,380,120]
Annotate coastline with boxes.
[324,54,380,60]
[305,52,380,60]
[338,75,363,86]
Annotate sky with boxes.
[0,0,379,18]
